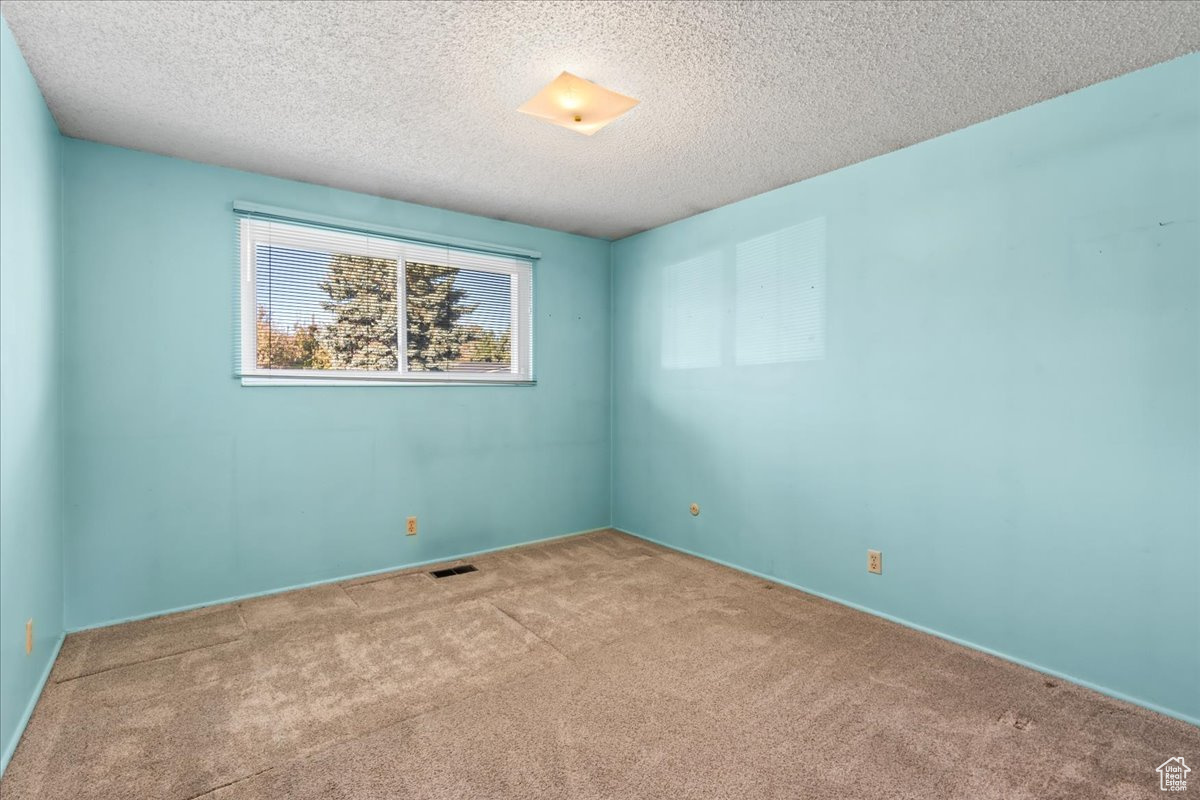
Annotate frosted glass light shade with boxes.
[517,71,638,136]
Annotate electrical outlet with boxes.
[867,549,882,575]
[25,619,33,655]
[689,503,700,516]
[406,516,418,536]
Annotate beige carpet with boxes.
[2,530,1196,799]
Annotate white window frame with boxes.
[239,218,534,386]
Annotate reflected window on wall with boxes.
[735,217,826,365]
[661,252,722,370]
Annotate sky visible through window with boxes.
[255,244,511,332]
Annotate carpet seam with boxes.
[182,598,576,797]
[54,634,245,684]
[485,600,574,663]
[183,764,274,800]
[333,582,358,608]
[340,581,366,610]
[345,565,454,590]
[182,644,572,797]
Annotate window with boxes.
[238,214,534,384]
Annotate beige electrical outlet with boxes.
[867,550,882,575]
[25,619,33,655]
[406,516,418,536]
[689,503,700,516]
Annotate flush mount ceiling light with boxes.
[517,71,639,136]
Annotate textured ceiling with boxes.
[3,1,1199,239]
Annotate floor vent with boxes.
[431,564,479,579]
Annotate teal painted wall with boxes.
[0,18,65,771]
[61,140,612,630]
[611,54,1200,724]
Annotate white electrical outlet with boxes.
[406,516,418,536]
[867,550,882,575]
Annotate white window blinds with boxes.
[237,210,534,384]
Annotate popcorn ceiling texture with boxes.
[2,0,1199,239]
